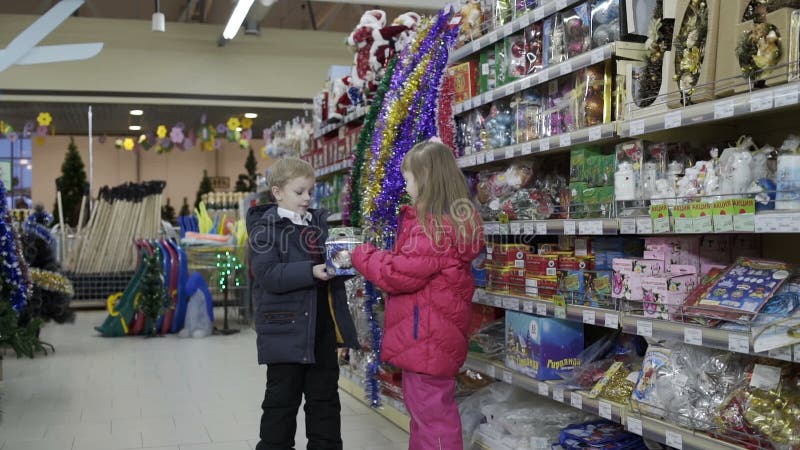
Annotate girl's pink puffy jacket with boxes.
[352,205,483,377]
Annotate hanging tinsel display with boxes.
[344,58,397,227]
[354,8,458,406]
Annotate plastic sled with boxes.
[170,240,190,333]
[94,246,148,337]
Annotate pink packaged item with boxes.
[611,258,665,275]
[612,270,643,300]
[641,273,698,319]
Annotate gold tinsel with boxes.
[29,267,74,297]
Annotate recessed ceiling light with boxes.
[236,127,243,132]
[129,125,142,131]
[19,159,28,165]
[244,112,258,119]
[129,109,144,116]
[26,165,32,170]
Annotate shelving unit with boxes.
[338,367,411,433]
[448,0,587,64]
[314,106,368,139]
[473,287,800,361]
[464,353,745,450]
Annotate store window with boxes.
[0,138,33,209]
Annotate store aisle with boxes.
[0,311,408,450]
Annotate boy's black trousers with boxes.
[256,290,342,450]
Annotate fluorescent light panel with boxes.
[129,125,142,131]
[223,0,255,39]
[129,109,143,116]
[244,112,258,118]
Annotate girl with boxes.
[352,140,484,450]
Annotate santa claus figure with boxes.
[346,10,387,92]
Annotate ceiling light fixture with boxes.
[129,109,143,116]
[244,112,258,119]
[19,159,28,165]
[129,125,142,131]
[222,0,255,39]
[26,165,32,171]
[236,127,243,132]
[152,0,166,32]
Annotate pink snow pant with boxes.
[402,370,463,450]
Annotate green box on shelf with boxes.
[582,186,614,218]
[650,204,671,233]
[691,202,713,233]
[732,198,756,232]
[495,41,508,87]
[671,203,694,233]
[712,199,735,232]
[586,154,616,187]
[570,147,602,183]
[479,47,497,94]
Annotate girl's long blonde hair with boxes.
[401,140,482,245]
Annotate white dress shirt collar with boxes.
[277,207,312,226]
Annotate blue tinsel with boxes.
[0,180,30,312]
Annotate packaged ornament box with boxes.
[504,310,585,380]
[325,227,362,276]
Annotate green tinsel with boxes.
[347,58,397,228]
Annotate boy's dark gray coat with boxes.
[246,204,357,364]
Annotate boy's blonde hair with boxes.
[268,157,315,189]
[401,140,481,243]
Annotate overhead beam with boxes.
[310,0,448,11]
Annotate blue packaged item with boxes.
[558,420,647,449]
[505,311,584,380]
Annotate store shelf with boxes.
[455,44,615,117]
[457,122,617,170]
[337,368,411,433]
[483,218,619,236]
[313,106,367,139]
[475,288,800,363]
[619,81,800,138]
[448,0,584,64]
[314,159,353,178]
[464,353,744,450]
[474,289,621,330]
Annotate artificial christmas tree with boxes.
[194,170,213,209]
[179,197,191,217]
[235,148,258,193]
[161,198,177,225]
[54,137,89,227]
[138,249,167,336]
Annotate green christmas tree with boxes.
[195,170,213,209]
[138,250,166,336]
[54,137,88,227]
[161,198,176,225]
[178,197,191,217]
[235,148,258,192]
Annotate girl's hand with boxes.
[313,264,332,281]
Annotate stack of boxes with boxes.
[610,235,762,320]
[485,237,643,307]
[569,147,616,218]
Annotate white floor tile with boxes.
[1,311,408,450]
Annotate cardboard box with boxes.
[612,258,665,275]
[487,244,529,268]
[667,0,721,107]
[716,7,795,97]
[641,273,698,319]
[525,276,559,298]
[505,311,585,380]
[558,255,594,271]
[611,270,643,300]
[525,254,559,276]
[479,47,497,94]
[557,269,586,294]
[448,61,479,103]
[570,147,603,183]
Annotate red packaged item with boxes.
[447,61,479,103]
[525,276,558,298]
[525,253,559,276]
[487,243,529,268]
[558,255,595,270]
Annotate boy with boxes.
[247,157,357,450]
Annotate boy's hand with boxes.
[313,264,332,281]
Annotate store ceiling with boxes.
[0,1,443,136]
[0,0,439,33]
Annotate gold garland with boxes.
[29,267,74,297]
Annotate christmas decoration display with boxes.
[138,248,167,337]
[55,137,89,227]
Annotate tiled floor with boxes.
[0,311,408,450]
